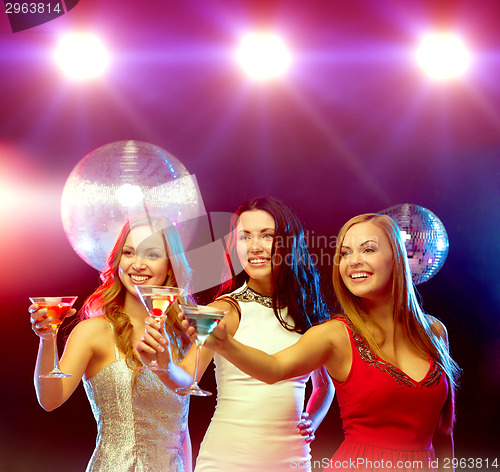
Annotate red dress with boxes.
[325,318,449,472]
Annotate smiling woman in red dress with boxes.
[204,213,461,472]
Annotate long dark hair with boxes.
[219,196,329,334]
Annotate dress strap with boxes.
[108,322,120,360]
[338,316,436,387]
[217,296,242,321]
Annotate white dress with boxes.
[195,283,312,472]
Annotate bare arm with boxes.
[303,366,335,439]
[182,428,193,472]
[204,319,338,384]
[147,337,198,391]
[428,316,455,470]
[137,316,211,391]
[296,365,335,443]
[30,304,94,411]
[137,300,240,391]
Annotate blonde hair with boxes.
[332,213,460,433]
[81,215,192,371]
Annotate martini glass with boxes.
[176,305,227,396]
[29,296,78,378]
[135,285,183,371]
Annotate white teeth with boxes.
[130,275,150,282]
[351,272,370,279]
[249,259,268,264]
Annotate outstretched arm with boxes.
[205,320,335,384]
[137,300,241,392]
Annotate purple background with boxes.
[1,1,498,470]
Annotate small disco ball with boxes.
[380,204,449,284]
[61,140,205,271]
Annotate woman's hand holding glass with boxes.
[29,298,78,379]
[30,303,77,339]
[193,313,228,354]
[138,309,228,397]
[137,316,196,393]
[137,316,173,371]
[176,311,198,345]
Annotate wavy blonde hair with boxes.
[81,215,192,372]
[332,213,460,434]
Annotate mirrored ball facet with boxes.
[61,140,204,271]
[380,204,449,284]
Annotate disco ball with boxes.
[61,140,205,271]
[380,204,449,284]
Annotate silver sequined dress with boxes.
[83,334,189,472]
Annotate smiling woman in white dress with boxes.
[138,196,335,472]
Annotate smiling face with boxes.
[118,225,169,297]
[339,221,394,304]
[236,209,276,293]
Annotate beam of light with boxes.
[415,33,471,81]
[400,230,412,242]
[54,33,110,81]
[0,147,61,243]
[458,80,500,135]
[235,32,292,81]
[277,82,391,203]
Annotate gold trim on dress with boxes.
[344,317,442,388]
[231,285,274,308]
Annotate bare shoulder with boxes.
[426,315,448,342]
[208,298,235,311]
[323,317,349,335]
[66,316,117,373]
[307,317,351,381]
[68,316,112,345]
[308,317,350,347]
[72,315,109,333]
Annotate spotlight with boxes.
[415,32,471,81]
[54,33,110,81]
[116,184,144,207]
[235,32,292,81]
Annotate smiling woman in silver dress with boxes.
[30,216,193,472]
